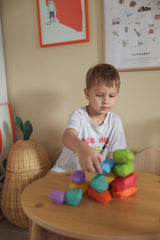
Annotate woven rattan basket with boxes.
[1,138,51,228]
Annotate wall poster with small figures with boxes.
[104,0,160,71]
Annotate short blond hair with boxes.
[86,63,120,90]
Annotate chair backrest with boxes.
[133,147,160,175]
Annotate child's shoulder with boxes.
[70,106,86,115]
[68,106,87,119]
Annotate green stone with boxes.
[114,162,134,177]
[65,189,83,206]
[113,149,134,164]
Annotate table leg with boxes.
[29,220,43,240]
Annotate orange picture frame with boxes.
[37,0,89,47]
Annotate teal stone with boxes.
[90,174,108,193]
[113,149,134,164]
[114,162,134,177]
[65,189,83,206]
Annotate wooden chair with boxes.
[133,147,160,175]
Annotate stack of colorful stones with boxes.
[49,149,138,206]
[110,149,138,198]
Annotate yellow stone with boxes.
[103,171,117,184]
[69,180,90,194]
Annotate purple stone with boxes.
[49,190,65,204]
[71,170,86,184]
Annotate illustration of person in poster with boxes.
[46,0,57,25]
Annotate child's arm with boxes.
[63,128,103,173]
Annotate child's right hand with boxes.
[78,144,103,174]
[63,128,103,174]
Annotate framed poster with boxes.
[0,17,15,219]
[0,104,15,218]
[37,0,89,47]
[103,0,160,71]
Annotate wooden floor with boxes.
[0,218,29,240]
[0,218,75,240]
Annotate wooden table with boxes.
[21,171,160,240]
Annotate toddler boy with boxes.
[50,63,127,174]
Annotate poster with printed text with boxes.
[104,0,160,71]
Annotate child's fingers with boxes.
[79,160,94,173]
[93,161,102,174]
[86,161,97,173]
[93,152,103,173]
[81,160,97,173]
[98,153,104,163]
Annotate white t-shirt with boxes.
[51,106,127,172]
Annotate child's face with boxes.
[84,83,119,116]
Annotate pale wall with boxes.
[1,0,160,165]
